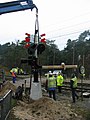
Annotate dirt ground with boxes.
[11,97,82,120]
[0,81,90,120]
[10,94,90,120]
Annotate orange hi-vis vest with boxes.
[12,72,16,77]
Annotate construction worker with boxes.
[10,68,18,74]
[20,68,24,74]
[46,72,56,100]
[70,73,79,103]
[56,72,64,93]
[46,71,51,79]
[12,71,16,83]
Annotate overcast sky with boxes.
[0,0,90,50]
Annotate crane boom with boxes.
[0,0,37,15]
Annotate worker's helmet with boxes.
[49,71,51,73]
[49,72,53,75]
[58,71,61,74]
[49,72,53,77]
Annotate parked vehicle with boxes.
[53,70,62,77]
[45,71,52,77]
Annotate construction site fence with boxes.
[0,90,12,120]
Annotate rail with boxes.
[42,80,90,92]
[62,81,90,92]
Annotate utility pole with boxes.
[52,40,56,66]
[72,41,75,65]
[82,54,85,66]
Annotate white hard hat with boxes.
[49,71,51,73]
[49,72,52,75]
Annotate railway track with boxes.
[60,81,90,92]
[42,80,90,93]
[5,75,90,93]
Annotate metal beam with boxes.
[0,0,37,15]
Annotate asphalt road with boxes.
[11,75,46,88]
[12,75,90,88]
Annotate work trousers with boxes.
[71,88,78,103]
[57,86,62,93]
[48,90,56,100]
[13,77,16,83]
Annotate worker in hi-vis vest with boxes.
[12,72,16,83]
[70,73,79,103]
[46,72,56,100]
[57,72,64,93]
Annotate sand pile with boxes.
[13,97,83,120]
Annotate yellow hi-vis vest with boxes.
[71,76,78,88]
[48,76,56,88]
[57,75,64,86]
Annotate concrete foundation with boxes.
[30,81,42,100]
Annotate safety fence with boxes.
[0,90,12,120]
